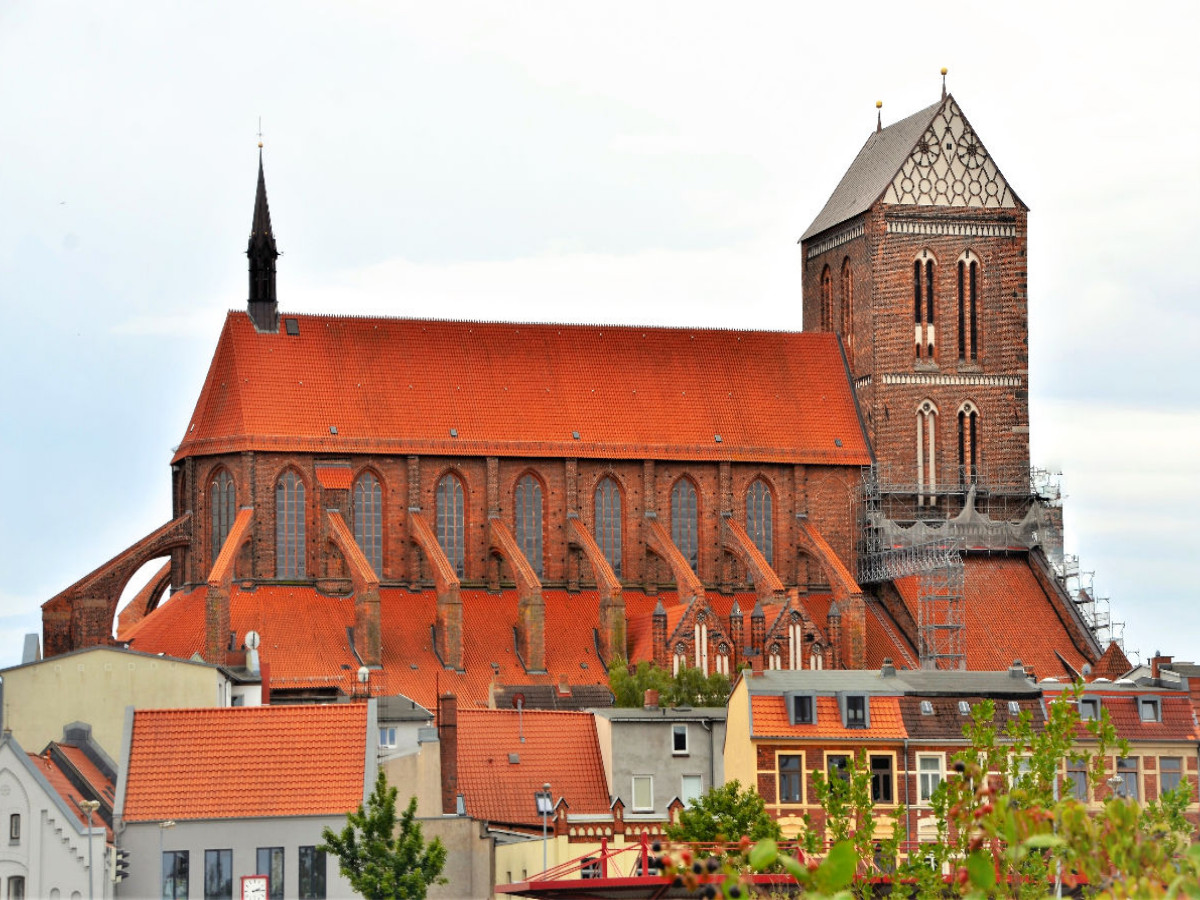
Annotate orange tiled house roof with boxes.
[173,313,870,465]
[750,695,906,740]
[122,705,367,821]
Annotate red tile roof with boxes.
[315,465,353,490]
[751,695,906,740]
[1093,642,1132,680]
[27,750,114,840]
[173,313,870,466]
[122,705,367,822]
[457,709,610,827]
[894,556,1090,677]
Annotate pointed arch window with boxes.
[210,470,236,564]
[670,479,699,572]
[916,399,938,507]
[957,401,980,485]
[436,474,466,578]
[594,477,622,578]
[746,480,773,565]
[957,252,979,361]
[353,472,383,576]
[820,266,833,331]
[914,253,936,359]
[514,474,543,577]
[275,471,306,578]
[840,258,853,350]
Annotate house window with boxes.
[1079,698,1100,720]
[958,700,971,716]
[840,257,853,350]
[1065,757,1088,801]
[594,477,623,577]
[1116,758,1139,801]
[5,878,22,900]
[820,265,833,331]
[957,401,979,485]
[778,754,804,803]
[745,480,773,564]
[210,469,236,564]
[672,724,688,755]
[163,850,189,899]
[7,814,17,843]
[957,253,979,361]
[827,754,850,783]
[379,727,398,749]
[1138,697,1161,723]
[631,775,653,811]
[919,700,933,715]
[670,479,699,572]
[274,471,306,578]
[299,846,327,899]
[870,755,894,803]
[916,399,938,506]
[204,849,233,900]
[845,695,867,728]
[581,857,601,879]
[257,847,285,900]
[681,775,703,806]
[514,474,544,577]
[436,474,466,577]
[1008,700,1021,716]
[353,472,383,576]
[790,694,815,725]
[1160,757,1183,794]
[914,254,936,359]
[918,755,943,803]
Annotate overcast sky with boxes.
[1,2,1196,669]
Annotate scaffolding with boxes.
[1055,554,1125,651]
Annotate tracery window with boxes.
[746,479,773,565]
[840,257,853,350]
[353,472,383,576]
[670,479,699,572]
[820,266,833,331]
[914,252,936,359]
[957,401,979,485]
[957,251,979,360]
[210,469,236,564]
[436,474,466,577]
[275,471,305,578]
[514,474,544,577]
[916,399,938,506]
[594,477,622,577]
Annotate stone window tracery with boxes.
[746,479,773,565]
[957,401,979,485]
[916,399,938,506]
[437,474,466,577]
[957,251,979,361]
[353,471,383,576]
[820,265,833,331]
[210,469,236,565]
[914,252,936,359]
[670,479,699,572]
[515,474,544,577]
[594,477,622,577]
[275,470,305,578]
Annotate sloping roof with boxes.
[750,695,905,740]
[1093,642,1133,680]
[27,748,115,840]
[172,313,869,466]
[491,683,615,711]
[898,695,1045,742]
[122,705,366,822]
[801,101,942,240]
[1040,687,1200,744]
[456,709,610,827]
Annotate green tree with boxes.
[664,779,783,846]
[319,770,447,899]
[608,658,731,708]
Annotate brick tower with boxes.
[800,90,1030,510]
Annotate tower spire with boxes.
[247,142,279,332]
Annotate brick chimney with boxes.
[643,689,660,709]
[438,693,459,815]
[1151,652,1173,679]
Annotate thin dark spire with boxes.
[247,144,279,332]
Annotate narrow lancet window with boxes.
[353,472,382,576]
[671,479,699,572]
[515,474,544,577]
[210,470,235,564]
[746,480,773,565]
[594,477,622,577]
[436,474,466,577]
[916,400,938,507]
[275,471,305,578]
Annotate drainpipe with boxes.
[903,739,911,858]
[702,719,715,790]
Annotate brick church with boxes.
[41,90,1110,710]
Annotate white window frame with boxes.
[671,723,689,756]
[379,726,397,749]
[681,774,703,806]
[917,754,943,804]
[631,775,654,811]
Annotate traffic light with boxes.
[112,848,131,883]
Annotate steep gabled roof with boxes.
[172,313,870,466]
[122,705,367,821]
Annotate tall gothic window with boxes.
[957,252,979,361]
[820,266,833,331]
[914,253,935,359]
[594,477,622,578]
[275,471,305,578]
[210,470,235,564]
[957,401,980,485]
[671,479,699,572]
[353,472,382,576]
[746,479,773,564]
[916,399,938,507]
[840,257,853,350]
[514,474,543,577]
[436,474,465,577]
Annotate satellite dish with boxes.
[245,631,261,650]
[357,666,370,684]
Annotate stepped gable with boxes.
[173,312,869,466]
[121,704,366,821]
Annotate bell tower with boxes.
[246,146,279,333]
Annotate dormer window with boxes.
[1138,697,1161,723]
[957,700,971,716]
[1008,701,1020,716]
[1079,698,1100,720]
[844,695,868,728]
[788,693,816,725]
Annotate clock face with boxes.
[242,875,269,900]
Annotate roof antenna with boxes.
[875,100,883,133]
[941,67,948,101]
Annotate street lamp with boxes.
[79,800,100,900]
[534,783,553,874]
[1107,774,1123,799]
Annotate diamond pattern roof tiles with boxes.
[122,704,366,822]
[173,313,870,466]
[457,709,610,828]
[750,695,906,740]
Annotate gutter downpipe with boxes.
[903,739,911,860]
[703,719,715,792]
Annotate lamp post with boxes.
[534,783,553,875]
[1107,774,1123,799]
[80,799,100,900]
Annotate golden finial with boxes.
[941,68,948,101]
[257,116,264,149]
[876,101,883,133]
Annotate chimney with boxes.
[881,658,896,678]
[643,689,660,710]
[1009,660,1028,679]
[438,694,459,815]
[1151,652,1173,680]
